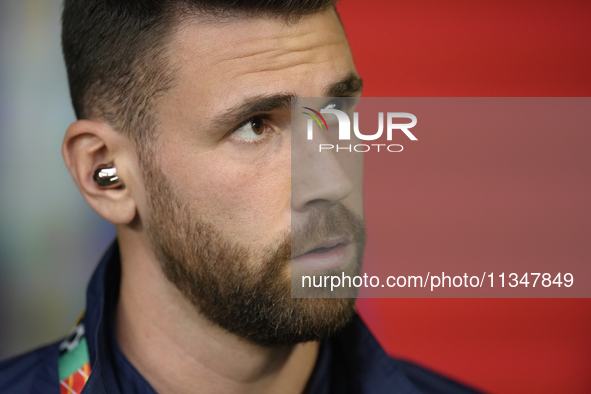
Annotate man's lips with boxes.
[292,236,351,259]
[291,237,353,271]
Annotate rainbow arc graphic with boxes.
[302,107,329,131]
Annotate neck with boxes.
[114,230,319,394]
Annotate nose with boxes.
[291,127,356,213]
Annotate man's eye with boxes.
[233,116,266,139]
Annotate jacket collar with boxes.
[82,240,121,393]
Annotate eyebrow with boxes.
[324,72,364,97]
[214,94,295,131]
[213,72,364,131]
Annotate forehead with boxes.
[166,9,355,113]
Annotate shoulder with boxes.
[0,342,60,394]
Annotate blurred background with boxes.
[0,0,115,361]
[1,0,590,393]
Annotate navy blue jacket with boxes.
[0,241,483,393]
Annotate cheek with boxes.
[167,151,290,246]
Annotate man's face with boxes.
[140,9,365,346]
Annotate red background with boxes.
[337,0,591,392]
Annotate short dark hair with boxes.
[61,0,336,141]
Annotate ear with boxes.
[62,120,138,225]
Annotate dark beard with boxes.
[142,158,366,347]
